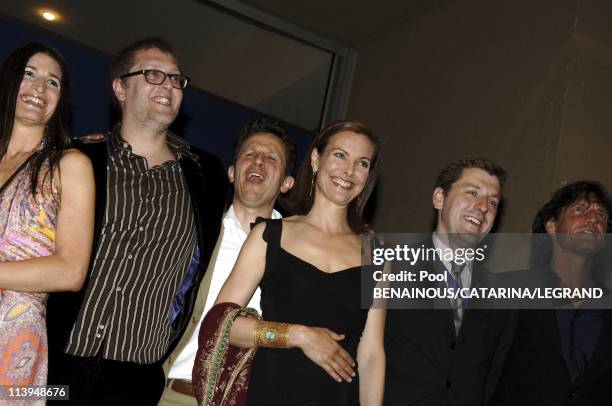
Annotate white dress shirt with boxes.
[168,205,281,380]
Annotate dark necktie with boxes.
[451,262,466,289]
[450,262,466,333]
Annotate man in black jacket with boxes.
[46,38,226,404]
[384,158,515,406]
[491,181,612,406]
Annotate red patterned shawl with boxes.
[192,302,260,406]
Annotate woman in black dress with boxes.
[214,120,385,405]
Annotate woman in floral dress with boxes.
[0,43,94,388]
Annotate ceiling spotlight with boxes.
[39,10,59,22]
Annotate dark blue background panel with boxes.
[0,16,313,169]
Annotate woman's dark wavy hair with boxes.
[530,181,612,269]
[281,120,380,234]
[0,43,71,196]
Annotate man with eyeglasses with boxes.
[46,37,226,405]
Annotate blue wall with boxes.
[0,16,313,168]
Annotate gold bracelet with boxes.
[253,320,291,348]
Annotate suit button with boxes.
[450,341,456,350]
[446,380,452,388]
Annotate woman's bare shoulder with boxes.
[281,215,303,223]
[59,148,92,169]
[280,215,307,230]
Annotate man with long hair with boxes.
[491,181,612,405]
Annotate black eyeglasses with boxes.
[120,69,190,89]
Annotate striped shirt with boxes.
[65,127,198,363]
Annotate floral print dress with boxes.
[0,160,57,390]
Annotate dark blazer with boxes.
[490,299,612,405]
[384,238,517,406]
[46,138,227,371]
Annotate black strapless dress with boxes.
[247,219,370,406]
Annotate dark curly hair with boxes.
[232,117,297,176]
[434,158,506,194]
[530,181,611,271]
[0,43,71,196]
[532,181,611,234]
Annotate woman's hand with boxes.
[289,324,356,383]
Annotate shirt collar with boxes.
[223,204,281,225]
[107,123,125,153]
[432,231,473,271]
[107,122,199,163]
[432,231,449,251]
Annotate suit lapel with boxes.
[395,240,456,370]
[430,258,457,340]
[458,262,489,341]
[591,310,612,364]
[161,226,225,376]
[544,310,572,382]
[575,310,612,384]
[471,262,488,288]
[180,156,206,254]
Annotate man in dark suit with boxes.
[490,181,612,406]
[45,38,226,404]
[384,158,516,406]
